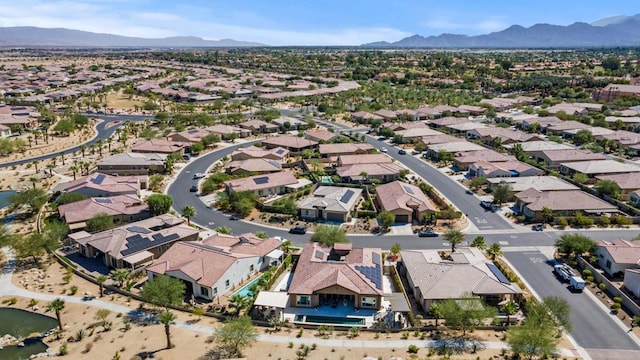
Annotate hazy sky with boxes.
[0,0,637,45]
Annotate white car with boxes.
[192,173,206,179]
[380,147,388,153]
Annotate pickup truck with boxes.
[553,264,575,282]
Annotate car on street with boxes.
[418,228,439,237]
[532,224,545,231]
[398,149,407,155]
[380,147,388,153]
[193,172,206,179]
[465,189,473,195]
[189,185,198,192]
[289,226,307,235]
[229,216,240,221]
[377,136,386,141]
[480,200,494,211]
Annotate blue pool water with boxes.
[231,275,264,299]
[294,315,365,326]
[0,190,17,209]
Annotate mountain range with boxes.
[0,27,265,48]
[363,14,640,48]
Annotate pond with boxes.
[0,190,17,209]
[0,308,57,360]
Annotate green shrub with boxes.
[613,297,622,304]
[408,344,420,354]
[598,283,606,291]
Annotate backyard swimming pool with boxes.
[231,275,264,299]
[294,315,365,326]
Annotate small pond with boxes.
[0,308,57,360]
[0,190,17,209]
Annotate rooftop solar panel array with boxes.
[339,189,355,204]
[94,198,112,204]
[126,226,151,234]
[92,173,106,185]
[253,176,269,185]
[486,263,511,284]
[403,185,414,195]
[356,264,383,289]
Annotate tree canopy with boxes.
[140,275,186,310]
[438,295,497,336]
[310,225,348,247]
[492,182,513,205]
[555,234,595,257]
[86,212,114,233]
[146,194,173,216]
[209,316,258,359]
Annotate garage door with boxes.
[326,212,344,222]
[395,215,409,223]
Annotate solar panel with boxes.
[372,252,381,266]
[253,176,269,185]
[92,174,106,185]
[314,250,324,260]
[486,263,511,284]
[356,264,383,289]
[340,189,355,203]
[268,160,281,168]
[94,198,112,204]
[403,185,414,195]
[275,149,285,155]
[188,129,199,134]
[126,226,151,234]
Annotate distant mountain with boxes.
[363,14,640,48]
[0,27,266,48]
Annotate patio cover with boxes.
[254,291,289,308]
[384,293,411,312]
[68,222,87,230]
[266,249,284,259]
[122,250,154,266]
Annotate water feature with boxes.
[231,275,264,299]
[0,190,17,209]
[0,308,57,360]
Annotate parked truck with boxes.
[569,276,586,292]
[553,264,575,282]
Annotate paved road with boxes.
[504,249,640,359]
[0,114,153,169]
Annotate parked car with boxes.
[377,136,386,141]
[193,172,206,179]
[229,216,240,221]
[289,226,307,234]
[480,200,493,210]
[465,189,473,195]
[189,185,198,192]
[532,224,545,231]
[418,229,439,237]
[398,149,407,155]
[380,147,388,153]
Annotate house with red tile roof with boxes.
[375,180,437,223]
[595,173,640,201]
[167,128,211,144]
[239,119,279,134]
[53,172,147,197]
[319,143,374,158]
[261,135,318,153]
[68,214,199,269]
[131,139,189,155]
[287,243,384,310]
[224,158,282,175]
[304,129,338,143]
[514,189,617,221]
[595,240,640,277]
[468,159,543,178]
[230,146,289,161]
[146,233,283,300]
[58,194,150,231]
[224,171,298,197]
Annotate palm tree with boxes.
[430,303,442,327]
[443,230,465,253]
[96,275,107,297]
[228,294,249,316]
[157,311,177,349]
[96,139,104,156]
[109,268,130,288]
[470,236,487,250]
[281,240,292,254]
[487,243,503,260]
[32,160,39,174]
[46,298,65,331]
[181,205,196,225]
[501,301,518,326]
[79,144,86,158]
[106,137,113,152]
[29,177,40,189]
[70,166,78,180]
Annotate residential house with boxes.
[224,171,298,197]
[224,158,282,175]
[207,124,251,140]
[466,127,542,145]
[319,143,374,158]
[53,172,146,197]
[560,160,640,181]
[486,176,578,193]
[447,122,488,137]
[299,186,362,222]
[630,190,640,208]
[337,154,392,167]
[304,129,339,143]
[394,128,441,143]
[425,142,485,160]
[427,117,468,129]
[230,146,289,161]
[58,194,150,231]
[534,149,606,169]
[373,109,398,121]
[375,180,437,223]
[623,269,640,298]
[595,240,640,277]
[601,130,640,154]
[458,105,487,116]
[514,189,618,221]
[97,152,166,175]
[454,150,514,171]
[272,116,308,131]
[68,214,199,269]
[416,134,460,147]
[239,119,279,134]
[593,84,640,102]
[595,173,640,201]
[287,243,384,310]
[351,111,383,123]
[545,121,591,136]
[167,128,211,144]
[261,135,318,153]
[0,124,11,138]
[521,116,561,131]
[469,159,543,178]
[130,139,189,155]
[399,247,522,310]
[146,233,283,300]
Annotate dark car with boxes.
[532,224,545,231]
[418,229,439,237]
[480,200,494,210]
[289,226,307,235]
[229,216,240,221]
[189,185,198,192]
[398,149,407,155]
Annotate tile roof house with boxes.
[350,111,383,123]
[319,143,374,158]
[69,214,199,269]
[630,190,640,208]
[261,135,318,152]
[399,247,522,310]
[466,127,542,145]
[97,152,167,175]
[595,173,640,201]
[0,124,11,138]
[454,150,514,171]
[304,129,339,143]
[224,171,298,197]
[272,116,308,131]
[206,124,251,139]
[299,186,362,222]
[534,149,606,169]
[336,163,405,184]
[53,172,146,197]
[486,176,578,193]
[595,240,640,277]
[287,243,384,310]
[560,160,640,181]
[375,180,437,223]
[514,189,618,221]
[224,158,282,175]
[373,109,398,121]
[146,233,283,300]
[394,128,441,143]
[469,159,544,178]
[167,128,211,144]
[130,139,189,155]
[337,154,392,166]
[426,142,486,160]
[230,146,289,161]
[58,194,150,231]
[238,119,279,134]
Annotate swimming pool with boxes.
[294,315,365,326]
[231,275,264,299]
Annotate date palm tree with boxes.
[96,275,107,297]
[181,205,196,225]
[228,294,249,316]
[443,230,465,253]
[487,243,503,260]
[158,311,177,349]
[470,236,487,250]
[69,165,78,180]
[46,298,66,331]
